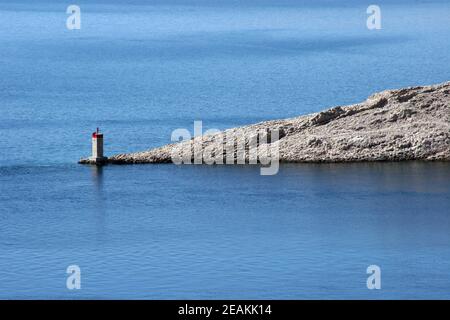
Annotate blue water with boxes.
[0,0,449,299]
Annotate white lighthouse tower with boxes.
[90,128,108,164]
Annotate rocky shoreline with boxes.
[80,81,450,165]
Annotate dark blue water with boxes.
[0,0,450,299]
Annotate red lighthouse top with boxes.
[92,127,103,138]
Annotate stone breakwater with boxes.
[79,81,450,164]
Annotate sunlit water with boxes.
[0,0,449,299]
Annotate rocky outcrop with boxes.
[79,81,450,164]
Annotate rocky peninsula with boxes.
[80,81,450,165]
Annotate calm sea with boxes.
[0,0,449,299]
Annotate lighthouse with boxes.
[90,128,108,164]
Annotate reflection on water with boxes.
[90,165,104,191]
[90,165,107,243]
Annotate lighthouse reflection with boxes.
[90,165,104,191]
[90,165,106,241]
